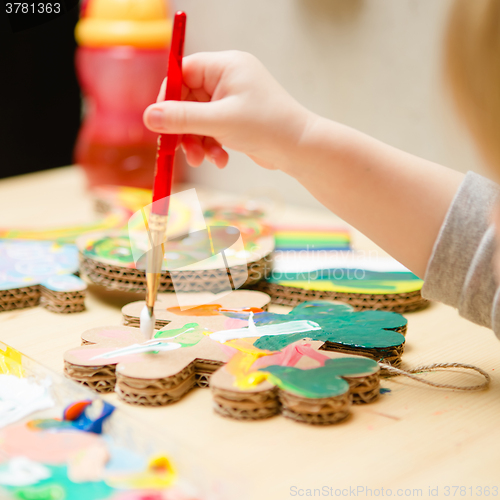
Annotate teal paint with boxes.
[261,357,379,399]
[8,465,114,500]
[253,301,406,351]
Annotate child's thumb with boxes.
[143,101,225,137]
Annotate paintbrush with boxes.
[141,11,187,339]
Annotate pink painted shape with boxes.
[252,347,296,370]
[1,424,101,464]
[223,318,248,330]
[295,344,331,365]
[252,343,330,370]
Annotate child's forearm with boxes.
[285,115,464,278]
[144,51,465,277]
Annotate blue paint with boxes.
[68,401,115,434]
[102,438,148,474]
[0,240,79,291]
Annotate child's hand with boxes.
[143,51,312,171]
[144,51,466,281]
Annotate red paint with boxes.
[64,400,92,421]
[220,307,264,314]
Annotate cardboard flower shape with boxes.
[64,291,270,400]
[65,323,233,402]
[64,296,400,424]
[249,301,407,366]
[210,340,380,424]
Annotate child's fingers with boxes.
[188,87,212,103]
[157,79,201,103]
[213,147,229,169]
[181,52,233,95]
[181,135,205,167]
[181,135,228,168]
[160,51,233,103]
[203,136,229,168]
[144,100,228,138]
[156,78,167,103]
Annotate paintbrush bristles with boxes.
[145,212,168,308]
[145,266,161,309]
[140,305,155,340]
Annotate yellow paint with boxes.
[0,345,24,377]
[207,225,215,255]
[278,279,423,294]
[240,370,269,388]
[0,213,124,243]
[225,338,269,355]
[149,455,175,476]
[115,186,153,212]
[140,208,150,234]
[106,454,177,490]
[224,339,274,390]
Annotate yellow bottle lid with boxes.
[76,0,171,49]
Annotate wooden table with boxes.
[1,167,499,499]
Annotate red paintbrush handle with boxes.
[152,150,174,213]
[151,11,186,213]
[165,12,186,103]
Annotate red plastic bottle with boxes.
[74,0,181,189]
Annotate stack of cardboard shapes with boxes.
[253,250,427,313]
[211,340,380,424]
[64,293,408,425]
[39,275,87,313]
[0,240,86,313]
[77,231,274,294]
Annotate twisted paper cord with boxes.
[378,362,491,391]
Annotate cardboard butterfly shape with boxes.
[64,295,407,424]
[0,240,87,313]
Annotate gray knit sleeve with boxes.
[422,171,500,338]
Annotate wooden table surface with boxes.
[1,167,499,500]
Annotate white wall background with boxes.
[172,0,486,210]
